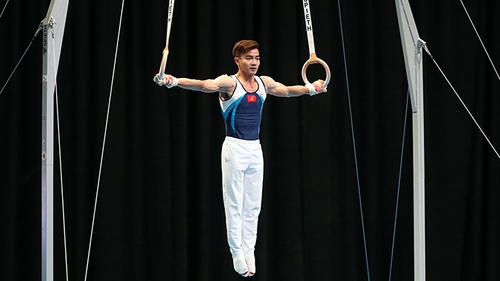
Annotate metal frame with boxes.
[395,0,426,280]
[41,1,69,280]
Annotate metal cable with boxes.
[0,25,42,95]
[83,0,126,279]
[459,0,500,81]
[337,0,371,279]
[51,29,70,281]
[0,0,9,19]
[423,46,500,159]
[388,89,410,281]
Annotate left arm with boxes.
[260,76,327,98]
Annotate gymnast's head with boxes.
[232,40,259,58]
[232,40,260,74]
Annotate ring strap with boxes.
[301,0,331,87]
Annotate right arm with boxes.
[154,74,235,94]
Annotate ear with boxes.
[234,56,239,66]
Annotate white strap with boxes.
[158,0,176,81]
[302,0,316,55]
[301,0,331,87]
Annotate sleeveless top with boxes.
[219,75,267,140]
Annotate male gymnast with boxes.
[154,39,327,277]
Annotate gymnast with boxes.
[154,39,327,277]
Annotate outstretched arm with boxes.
[154,74,235,94]
[260,76,327,98]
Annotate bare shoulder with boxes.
[260,75,280,92]
[214,74,236,88]
[260,75,276,85]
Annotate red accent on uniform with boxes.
[247,94,257,103]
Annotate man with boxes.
[154,39,327,277]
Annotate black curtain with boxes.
[1,0,500,280]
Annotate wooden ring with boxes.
[301,53,331,88]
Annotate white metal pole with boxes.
[395,1,426,279]
[41,1,69,280]
[413,39,426,281]
[42,21,55,281]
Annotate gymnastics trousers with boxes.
[221,136,264,258]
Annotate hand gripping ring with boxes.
[301,53,331,88]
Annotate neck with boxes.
[236,72,255,83]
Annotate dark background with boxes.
[1,0,500,280]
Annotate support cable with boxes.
[0,0,9,19]
[0,25,42,95]
[423,45,500,159]
[337,0,371,279]
[51,29,70,281]
[459,0,500,81]
[83,0,126,280]
[388,89,410,281]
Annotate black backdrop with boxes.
[1,0,500,280]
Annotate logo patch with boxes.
[247,94,257,103]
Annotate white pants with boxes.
[221,137,264,258]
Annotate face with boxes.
[235,49,260,76]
